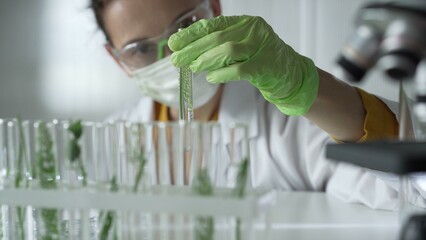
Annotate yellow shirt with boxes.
[154,102,219,122]
[354,88,399,142]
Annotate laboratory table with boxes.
[268,191,399,240]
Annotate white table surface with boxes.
[268,191,399,240]
[0,189,400,240]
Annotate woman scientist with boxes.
[91,0,401,210]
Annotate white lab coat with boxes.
[109,80,403,210]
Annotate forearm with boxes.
[304,68,366,142]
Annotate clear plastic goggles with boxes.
[110,0,213,72]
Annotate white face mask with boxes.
[131,56,219,109]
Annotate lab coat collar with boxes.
[218,81,260,143]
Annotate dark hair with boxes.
[90,0,112,41]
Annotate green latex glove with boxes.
[168,15,319,116]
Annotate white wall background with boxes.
[0,0,399,121]
[0,0,142,121]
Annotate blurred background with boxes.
[0,0,397,121]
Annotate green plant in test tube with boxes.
[234,158,249,240]
[132,151,147,193]
[234,158,249,198]
[179,66,194,121]
[99,122,150,240]
[99,176,119,240]
[178,27,194,121]
[15,117,27,240]
[192,169,214,240]
[68,120,88,186]
[36,122,60,239]
[128,124,147,193]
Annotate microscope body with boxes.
[338,1,426,82]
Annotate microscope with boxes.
[326,1,426,239]
[336,0,426,139]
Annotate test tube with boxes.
[178,28,194,122]
[179,66,193,121]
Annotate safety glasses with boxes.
[108,0,213,73]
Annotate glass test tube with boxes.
[179,66,193,121]
[178,28,194,122]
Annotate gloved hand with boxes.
[168,15,319,116]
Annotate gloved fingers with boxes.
[168,15,246,52]
[206,62,249,84]
[190,41,252,73]
[171,30,228,67]
[171,22,251,68]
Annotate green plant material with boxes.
[234,158,250,240]
[192,169,213,196]
[132,153,147,193]
[177,26,194,121]
[68,120,88,186]
[15,117,26,240]
[15,206,25,240]
[235,218,242,240]
[179,65,194,121]
[192,169,214,240]
[37,123,58,189]
[68,121,82,163]
[99,176,119,240]
[194,216,214,240]
[36,122,60,239]
[39,209,60,240]
[68,120,82,139]
[15,117,26,189]
[69,141,80,162]
[233,158,249,198]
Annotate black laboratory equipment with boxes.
[326,1,426,239]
